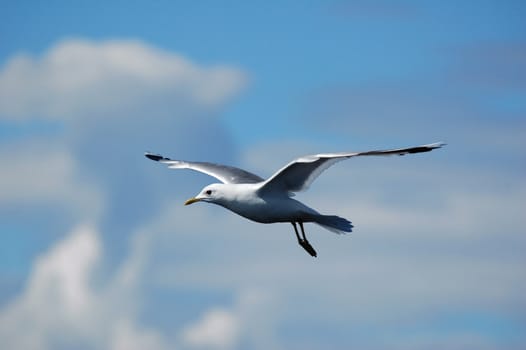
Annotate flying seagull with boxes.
[145,142,444,257]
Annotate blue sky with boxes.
[1,1,525,349]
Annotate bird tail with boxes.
[313,215,353,234]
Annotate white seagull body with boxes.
[146,142,444,257]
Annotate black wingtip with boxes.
[409,142,445,154]
[398,142,446,156]
[407,146,433,154]
[145,152,169,162]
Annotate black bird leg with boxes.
[291,222,317,257]
[299,222,317,257]
[292,222,302,244]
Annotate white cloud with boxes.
[180,288,277,350]
[27,225,100,315]
[0,225,101,349]
[182,308,240,349]
[0,38,247,120]
[0,225,170,350]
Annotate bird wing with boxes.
[258,142,445,194]
[145,152,264,184]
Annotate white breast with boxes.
[217,183,317,223]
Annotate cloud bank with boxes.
[1,36,525,350]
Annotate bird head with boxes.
[184,184,223,206]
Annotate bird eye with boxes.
[205,190,212,195]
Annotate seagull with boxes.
[145,142,444,257]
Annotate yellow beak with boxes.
[184,197,201,206]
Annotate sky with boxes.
[0,0,525,349]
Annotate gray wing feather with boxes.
[259,142,445,194]
[145,153,264,184]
